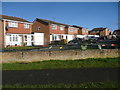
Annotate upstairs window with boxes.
[38,27,40,30]
[24,24,29,29]
[52,24,57,30]
[69,28,73,32]
[8,21,18,28]
[60,25,64,30]
[69,27,74,32]
[74,28,77,32]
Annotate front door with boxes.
[27,35,32,46]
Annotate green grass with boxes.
[2,57,120,70]
[2,81,120,88]
[2,46,40,50]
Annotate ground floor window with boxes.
[24,35,27,41]
[10,35,18,42]
[66,36,68,39]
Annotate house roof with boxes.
[91,27,107,31]
[72,25,83,29]
[113,30,120,35]
[0,15,31,23]
[36,18,71,27]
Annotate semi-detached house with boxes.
[0,15,91,47]
[32,18,80,45]
[0,15,33,47]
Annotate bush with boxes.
[60,39,68,45]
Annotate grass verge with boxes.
[2,57,120,70]
[2,81,120,88]
[2,46,40,50]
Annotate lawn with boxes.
[2,57,120,70]
[2,81,120,88]
[2,46,41,50]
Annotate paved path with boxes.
[2,68,119,85]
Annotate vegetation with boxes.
[2,81,120,88]
[2,46,39,50]
[2,57,120,70]
[1,46,50,51]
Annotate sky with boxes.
[2,2,119,32]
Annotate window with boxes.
[52,35,54,40]
[82,29,85,33]
[24,24,29,29]
[58,35,61,39]
[69,27,74,32]
[55,36,57,40]
[8,21,18,28]
[10,36,12,41]
[13,35,18,41]
[69,28,73,32]
[10,35,18,42]
[31,36,34,41]
[38,27,40,30]
[66,36,68,39]
[52,24,57,30]
[24,35,27,41]
[74,28,77,32]
[60,25,64,30]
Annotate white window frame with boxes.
[24,35,27,42]
[24,24,29,29]
[60,25,64,30]
[52,24,57,30]
[38,26,40,30]
[69,27,74,32]
[8,21,18,28]
[10,35,18,42]
[74,28,77,32]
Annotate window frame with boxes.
[52,24,57,30]
[38,26,40,30]
[60,25,64,31]
[24,23,29,29]
[10,35,18,42]
[8,21,18,28]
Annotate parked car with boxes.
[67,38,83,45]
[98,39,120,49]
[89,36,99,40]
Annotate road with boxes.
[2,68,119,85]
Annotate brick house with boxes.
[73,25,89,35]
[90,27,111,36]
[0,15,33,47]
[112,30,120,36]
[32,18,79,45]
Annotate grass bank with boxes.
[2,81,120,88]
[2,57,120,70]
[2,46,40,50]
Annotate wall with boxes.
[32,20,50,45]
[90,28,111,36]
[49,24,66,34]
[1,49,120,63]
[67,27,78,35]
[0,20,4,48]
[6,21,31,34]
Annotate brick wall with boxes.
[67,27,78,35]
[49,25,66,34]
[1,49,120,63]
[32,20,50,45]
[90,28,111,36]
[5,21,31,34]
[0,20,4,48]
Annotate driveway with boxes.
[2,68,119,85]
